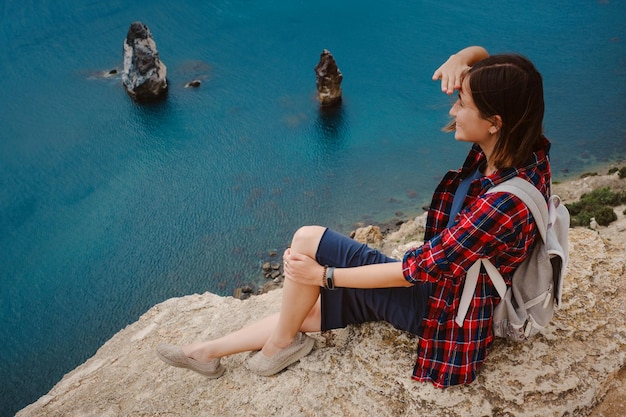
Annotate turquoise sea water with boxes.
[1,1,625,415]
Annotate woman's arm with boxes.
[333,262,411,288]
[432,46,489,94]
[284,252,412,289]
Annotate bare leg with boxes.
[183,300,321,362]
[261,225,326,355]
[182,226,326,363]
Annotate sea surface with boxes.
[1,0,625,415]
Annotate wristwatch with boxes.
[325,266,336,290]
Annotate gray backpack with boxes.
[455,177,570,341]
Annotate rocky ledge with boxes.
[17,173,626,417]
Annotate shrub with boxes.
[566,187,626,227]
[594,207,618,226]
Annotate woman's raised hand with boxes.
[432,46,489,95]
[432,55,471,95]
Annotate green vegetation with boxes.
[579,172,598,178]
[606,166,626,178]
[566,187,626,227]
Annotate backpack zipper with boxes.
[542,284,553,309]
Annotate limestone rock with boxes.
[314,49,343,107]
[553,171,626,204]
[380,213,428,258]
[16,228,626,417]
[351,224,383,247]
[122,22,168,102]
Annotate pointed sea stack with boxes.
[122,22,168,102]
[314,49,343,107]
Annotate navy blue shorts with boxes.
[315,228,431,335]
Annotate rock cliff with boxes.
[122,22,168,102]
[17,218,626,416]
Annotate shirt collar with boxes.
[462,136,551,189]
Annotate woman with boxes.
[156,45,551,387]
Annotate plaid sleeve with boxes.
[402,192,533,285]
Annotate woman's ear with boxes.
[489,115,502,134]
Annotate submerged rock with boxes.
[314,49,343,107]
[122,22,168,102]
[184,79,202,88]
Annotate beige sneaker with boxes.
[156,343,225,379]
[246,332,314,376]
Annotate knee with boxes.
[292,225,325,242]
[291,225,326,255]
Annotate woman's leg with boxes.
[260,225,326,356]
[182,300,321,362]
[181,226,326,362]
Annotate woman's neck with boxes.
[484,163,497,176]
[481,147,497,176]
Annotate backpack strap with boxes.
[488,177,549,243]
[455,177,549,327]
[455,258,507,327]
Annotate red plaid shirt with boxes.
[402,137,552,388]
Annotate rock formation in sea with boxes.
[314,49,343,107]
[121,22,168,102]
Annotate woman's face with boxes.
[449,78,496,148]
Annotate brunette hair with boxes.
[448,54,545,169]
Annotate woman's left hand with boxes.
[283,250,325,287]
